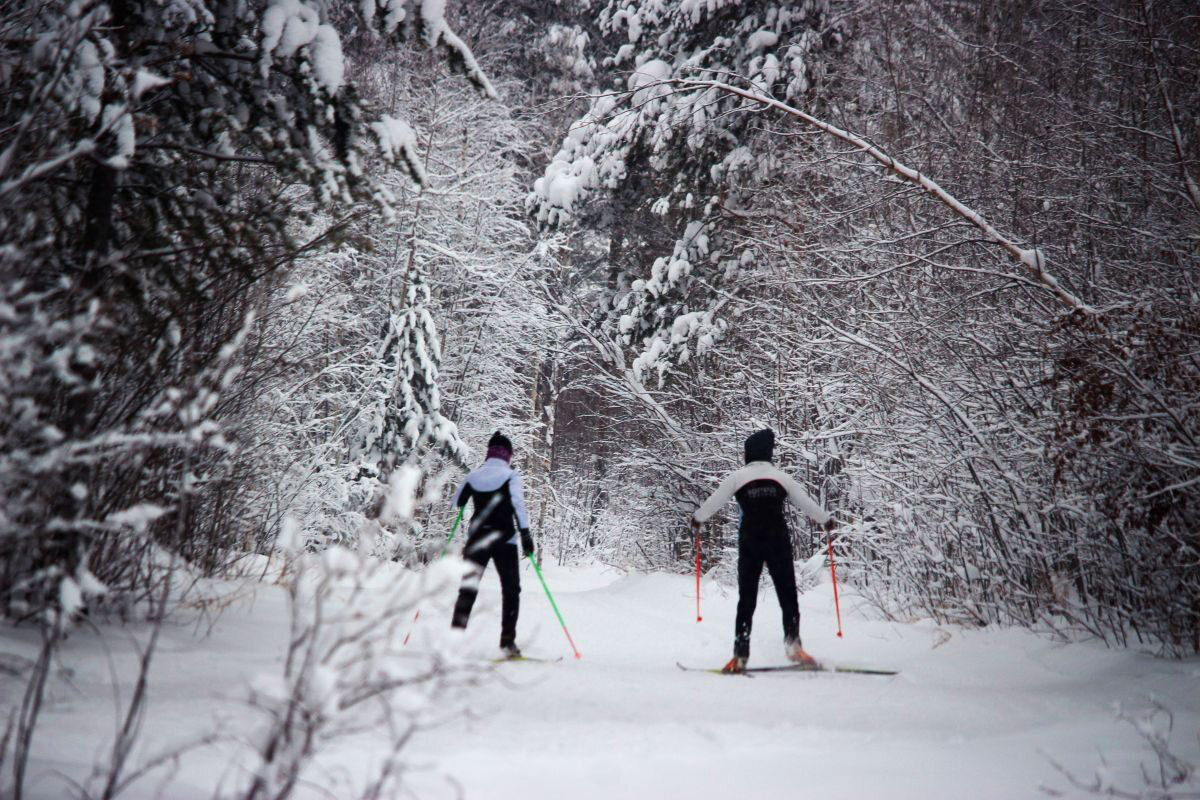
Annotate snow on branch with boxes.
[260,0,343,94]
[370,115,427,185]
[418,0,497,99]
[362,0,496,99]
[670,77,1095,316]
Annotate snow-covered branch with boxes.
[670,77,1093,315]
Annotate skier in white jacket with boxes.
[692,428,834,673]
[451,431,535,657]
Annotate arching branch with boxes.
[670,77,1095,315]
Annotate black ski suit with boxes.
[694,430,831,658]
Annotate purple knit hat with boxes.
[485,430,513,463]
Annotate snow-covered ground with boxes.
[8,559,1200,799]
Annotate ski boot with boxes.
[500,643,523,660]
[784,638,819,669]
[721,655,748,674]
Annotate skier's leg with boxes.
[493,541,521,648]
[451,536,492,629]
[734,535,766,658]
[764,532,801,644]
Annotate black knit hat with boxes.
[744,428,775,463]
[486,430,513,462]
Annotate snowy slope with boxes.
[9,560,1200,799]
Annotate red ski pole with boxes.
[692,519,703,622]
[402,506,465,646]
[828,530,843,638]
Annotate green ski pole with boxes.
[437,505,465,557]
[527,553,582,659]
[402,506,465,646]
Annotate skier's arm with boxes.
[694,472,738,523]
[452,480,470,509]
[509,472,531,530]
[778,471,832,525]
[509,473,535,555]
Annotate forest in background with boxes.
[2,0,1197,666]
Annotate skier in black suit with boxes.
[693,428,834,673]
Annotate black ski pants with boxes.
[734,530,800,658]
[451,531,521,648]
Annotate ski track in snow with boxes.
[8,562,1200,799]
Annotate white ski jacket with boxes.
[694,461,831,529]
[453,457,530,544]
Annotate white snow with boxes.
[310,24,344,93]
[100,103,135,169]
[261,0,320,61]
[76,569,108,597]
[1018,246,1048,273]
[746,29,779,52]
[370,115,426,184]
[77,39,104,122]
[58,576,84,618]
[9,561,1199,799]
[418,0,497,99]
[380,464,423,522]
[259,0,345,94]
[132,69,172,99]
[420,0,448,41]
[628,58,671,108]
[106,502,168,530]
[275,515,303,554]
[283,281,310,302]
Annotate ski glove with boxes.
[823,518,836,532]
[520,528,535,557]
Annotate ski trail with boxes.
[14,562,1200,800]
[403,562,1200,800]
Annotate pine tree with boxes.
[354,263,466,481]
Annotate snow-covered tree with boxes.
[235,42,558,557]
[528,0,843,378]
[0,0,494,621]
[526,0,1199,653]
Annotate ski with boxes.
[747,663,897,675]
[491,655,564,664]
[676,661,896,676]
[676,661,753,677]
